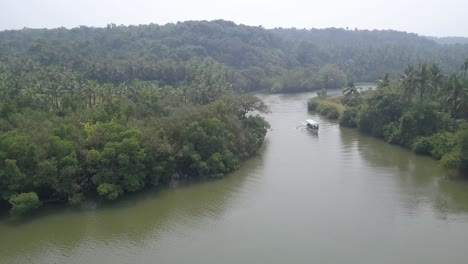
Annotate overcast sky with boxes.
[1,0,467,37]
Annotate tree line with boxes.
[309,59,468,175]
[1,20,468,94]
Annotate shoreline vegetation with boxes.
[0,58,270,216]
[308,61,468,177]
[2,20,468,217]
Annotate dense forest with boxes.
[308,59,468,176]
[0,56,270,216]
[1,20,468,94]
[2,20,468,216]
[427,36,468,45]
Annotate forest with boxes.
[0,56,270,215]
[308,59,468,176]
[1,20,468,94]
[2,20,468,216]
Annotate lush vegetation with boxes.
[308,97,344,119]
[0,55,270,216]
[1,20,468,94]
[308,60,468,176]
[3,20,468,215]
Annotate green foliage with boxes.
[459,130,468,172]
[97,183,123,200]
[339,107,359,128]
[382,122,401,144]
[307,59,468,177]
[0,22,279,214]
[411,137,433,154]
[317,103,340,119]
[90,128,147,198]
[0,87,269,212]
[1,21,467,97]
[271,82,283,93]
[357,87,405,137]
[427,132,457,159]
[9,192,41,215]
[398,103,450,147]
[441,151,462,170]
[307,97,320,111]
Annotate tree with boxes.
[416,64,430,102]
[429,64,443,100]
[376,73,390,89]
[224,94,270,117]
[342,80,361,106]
[187,59,233,105]
[400,64,417,103]
[9,192,42,215]
[445,73,467,129]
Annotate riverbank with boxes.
[0,94,270,217]
[307,93,468,177]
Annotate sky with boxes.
[0,0,467,37]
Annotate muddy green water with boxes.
[2,92,468,264]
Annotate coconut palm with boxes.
[462,58,468,79]
[400,64,417,103]
[342,80,359,97]
[429,64,444,100]
[416,63,430,102]
[342,80,361,106]
[445,73,468,130]
[376,73,390,89]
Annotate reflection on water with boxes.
[340,126,468,219]
[2,92,468,264]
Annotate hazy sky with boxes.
[1,0,467,37]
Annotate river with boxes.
[1,92,468,264]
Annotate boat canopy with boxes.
[306,119,318,126]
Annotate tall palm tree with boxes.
[376,73,390,89]
[429,64,444,100]
[400,65,417,103]
[417,64,430,102]
[462,58,468,80]
[342,80,361,106]
[445,73,467,130]
[342,80,359,97]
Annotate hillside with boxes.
[1,20,468,92]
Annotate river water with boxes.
[1,92,468,264]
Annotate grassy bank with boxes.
[307,97,345,119]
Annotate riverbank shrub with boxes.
[339,107,359,128]
[317,102,340,119]
[307,97,320,111]
[411,132,457,159]
[309,98,345,120]
[9,192,42,215]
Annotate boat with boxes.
[305,119,319,131]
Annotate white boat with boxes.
[305,119,319,131]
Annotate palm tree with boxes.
[429,64,443,100]
[342,80,361,106]
[400,64,417,103]
[342,80,359,97]
[416,64,430,102]
[461,58,468,80]
[445,73,467,130]
[376,73,390,89]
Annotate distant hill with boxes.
[1,20,468,92]
[426,36,468,45]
